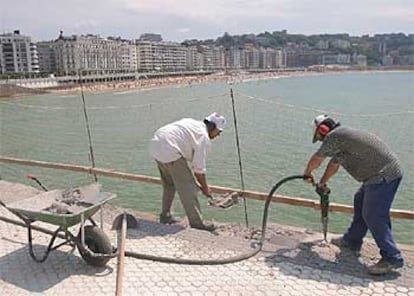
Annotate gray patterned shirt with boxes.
[316,126,403,185]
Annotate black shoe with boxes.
[368,258,403,275]
[192,223,216,232]
[159,214,181,224]
[331,236,361,255]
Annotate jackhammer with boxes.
[315,183,331,241]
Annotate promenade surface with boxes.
[0,181,413,296]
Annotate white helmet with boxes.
[312,114,333,143]
[313,114,329,127]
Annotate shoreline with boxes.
[2,68,412,99]
[49,70,307,95]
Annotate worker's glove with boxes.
[315,183,331,195]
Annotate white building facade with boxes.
[0,30,39,74]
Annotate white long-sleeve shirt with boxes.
[150,118,211,173]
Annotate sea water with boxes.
[1,71,413,244]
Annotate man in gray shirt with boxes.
[304,115,404,275]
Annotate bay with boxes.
[1,71,413,244]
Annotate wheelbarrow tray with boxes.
[5,184,115,228]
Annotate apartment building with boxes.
[199,45,215,70]
[186,45,220,71]
[110,37,138,72]
[53,34,83,75]
[37,41,57,73]
[244,44,260,69]
[261,48,284,69]
[212,46,226,70]
[136,40,187,72]
[53,33,137,75]
[322,53,351,65]
[0,30,39,74]
[227,47,245,69]
[186,45,203,70]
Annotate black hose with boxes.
[0,174,307,265]
[260,174,307,244]
[125,174,307,264]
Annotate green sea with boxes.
[1,71,413,244]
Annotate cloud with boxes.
[1,0,413,42]
[117,0,414,24]
[177,28,190,33]
[113,0,414,38]
[72,20,100,31]
[118,0,292,25]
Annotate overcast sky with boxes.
[1,0,413,42]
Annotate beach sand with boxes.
[5,68,410,98]
[45,70,317,96]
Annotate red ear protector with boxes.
[318,124,330,136]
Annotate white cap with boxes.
[205,112,227,131]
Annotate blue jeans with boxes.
[343,177,403,264]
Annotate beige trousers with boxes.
[156,157,204,228]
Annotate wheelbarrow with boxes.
[0,183,118,267]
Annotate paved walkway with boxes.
[0,181,413,295]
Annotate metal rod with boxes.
[79,71,98,182]
[230,87,249,227]
[81,212,85,246]
[100,204,104,229]
[116,213,127,296]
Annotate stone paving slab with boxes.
[1,181,413,295]
[1,205,413,296]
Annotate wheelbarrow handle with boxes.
[26,174,48,191]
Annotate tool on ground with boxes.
[26,173,48,191]
[112,212,138,295]
[115,213,127,296]
[315,183,331,241]
[207,192,241,209]
[111,212,139,230]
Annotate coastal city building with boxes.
[136,40,187,72]
[1,30,413,77]
[36,41,57,74]
[0,30,39,74]
[52,33,137,76]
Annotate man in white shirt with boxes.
[150,112,226,231]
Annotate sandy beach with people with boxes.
[2,68,412,98]
[47,70,319,95]
[50,67,410,95]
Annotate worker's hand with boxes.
[303,173,315,185]
[316,183,331,194]
[201,186,212,197]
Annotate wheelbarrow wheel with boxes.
[78,225,112,267]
